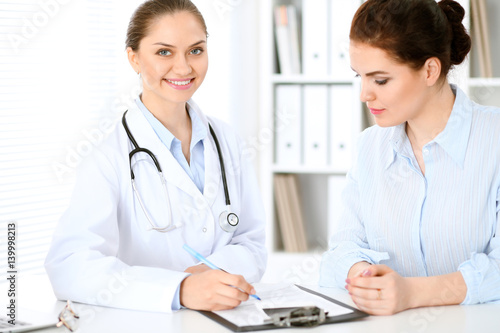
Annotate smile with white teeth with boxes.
[166,79,192,86]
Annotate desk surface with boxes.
[9,275,500,333]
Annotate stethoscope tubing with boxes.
[121,110,237,232]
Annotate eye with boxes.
[158,49,171,56]
[354,74,360,78]
[190,48,203,55]
[375,79,388,85]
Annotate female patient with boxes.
[320,0,500,315]
[45,0,266,312]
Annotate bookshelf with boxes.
[258,0,364,255]
[468,0,500,107]
[258,0,499,256]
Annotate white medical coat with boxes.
[44,100,267,312]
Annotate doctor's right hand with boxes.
[179,270,256,311]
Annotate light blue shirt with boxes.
[320,85,500,304]
[135,97,207,310]
[135,97,206,193]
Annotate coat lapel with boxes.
[125,103,203,202]
[187,100,221,209]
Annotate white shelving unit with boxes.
[258,0,499,257]
[467,0,500,106]
[258,0,364,255]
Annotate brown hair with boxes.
[126,0,208,51]
[350,0,471,78]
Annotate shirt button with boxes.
[202,227,207,233]
[423,149,429,155]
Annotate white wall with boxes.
[191,0,260,164]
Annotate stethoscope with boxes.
[122,110,239,233]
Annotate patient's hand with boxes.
[345,264,415,315]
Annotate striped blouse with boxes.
[319,85,500,304]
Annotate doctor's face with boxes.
[349,41,430,128]
[129,11,208,107]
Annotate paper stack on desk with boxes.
[213,284,353,327]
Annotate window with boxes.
[0,0,139,277]
[0,0,259,280]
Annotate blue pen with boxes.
[182,244,261,301]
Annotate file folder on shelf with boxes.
[275,85,302,166]
[303,85,328,167]
[274,5,301,75]
[274,174,296,252]
[274,5,292,75]
[302,0,328,75]
[273,174,307,252]
[329,0,360,79]
[287,5,301,74]
[471,0,493,77]
[329,85,354,172]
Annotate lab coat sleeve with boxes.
[319,134,389,289]
[44,147,189,313]
[205,129,267,283]
[458,184,500,304]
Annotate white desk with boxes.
[10,274,500,333]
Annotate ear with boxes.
[423,57,441,86]
[127,47,140,74]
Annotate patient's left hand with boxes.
[345,264,416,315]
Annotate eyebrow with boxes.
[365,70,390,77]
[153,40,206,48]
[351,67,390,77]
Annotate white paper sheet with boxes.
[212,284,353,327]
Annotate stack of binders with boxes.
[274,5,301,75]
[302,0,359,78]
[471,0,492,77]
[275,84,357,172]
[273,174,308,252]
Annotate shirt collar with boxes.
[432,84,472,168]
[188,103,208,150]
[385,84,472,169]
[386,123,407,169]
[135,97,208,151]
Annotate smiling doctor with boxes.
[45,0,266,313]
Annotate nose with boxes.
[359,81,375,103]
[173,54,192,76]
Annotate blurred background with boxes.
[1,0,499,286]
[0,0,261,277]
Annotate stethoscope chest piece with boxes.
[123,110,240,234]
[219,209,239,233]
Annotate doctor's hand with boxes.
[180,270,256,311]
[345,264,416,316]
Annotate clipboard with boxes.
[198,285,368,332]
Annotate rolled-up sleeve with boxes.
[458,185,500,304]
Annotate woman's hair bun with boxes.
[438,0,471,65]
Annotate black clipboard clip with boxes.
[264,306,328,328]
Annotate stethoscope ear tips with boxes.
[219,211,239,232]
